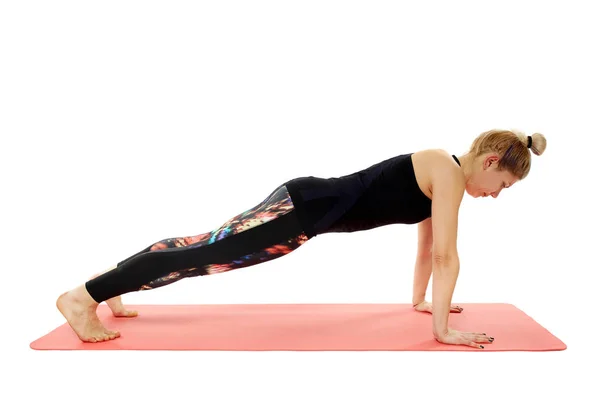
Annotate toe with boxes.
[116,309,138,317]
[105,329,120,339]
[112,308,137,317]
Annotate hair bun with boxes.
[528,132,547,156]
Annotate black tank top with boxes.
[284,153,461,239]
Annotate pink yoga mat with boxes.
[30,303,566,351]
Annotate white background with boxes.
[1,1,598,399]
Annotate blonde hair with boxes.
[468,129,547,180]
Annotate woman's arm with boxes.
[430,157,465,338]
[412,218,433,305]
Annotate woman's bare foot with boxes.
[106,296,138,318]
[56,285,120,342]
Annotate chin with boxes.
[468,190,482,198]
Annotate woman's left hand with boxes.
[413,300,463,314]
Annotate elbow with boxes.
[432,252,459,266]
[417,246,433,259]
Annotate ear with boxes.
[484,154,500,170]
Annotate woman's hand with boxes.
[435,328,494,349]
[413,300,463,314]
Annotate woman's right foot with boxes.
[56,285,120,342]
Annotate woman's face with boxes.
[466,154,519,199]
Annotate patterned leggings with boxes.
[85,183,310,303]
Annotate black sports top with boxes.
[284,153,461,239]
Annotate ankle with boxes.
[72,284,100,307]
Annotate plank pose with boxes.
[56,128,547,348]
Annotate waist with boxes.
[284,175,364,239]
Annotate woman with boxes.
[56,128,547,348]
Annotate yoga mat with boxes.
[30,303,566,351]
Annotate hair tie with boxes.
[527,136,532,149]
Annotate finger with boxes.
[479,333,494,343]
[469,333,495,343]
[468,342,486,349]
[481,336,494,343]
[477,332,494,343]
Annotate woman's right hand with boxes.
[435,328,495,349]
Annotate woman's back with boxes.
[284,150,456,238]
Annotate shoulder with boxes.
[411,149,465,199]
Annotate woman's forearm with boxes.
[412,252,432,304]
[431,256,460,338]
